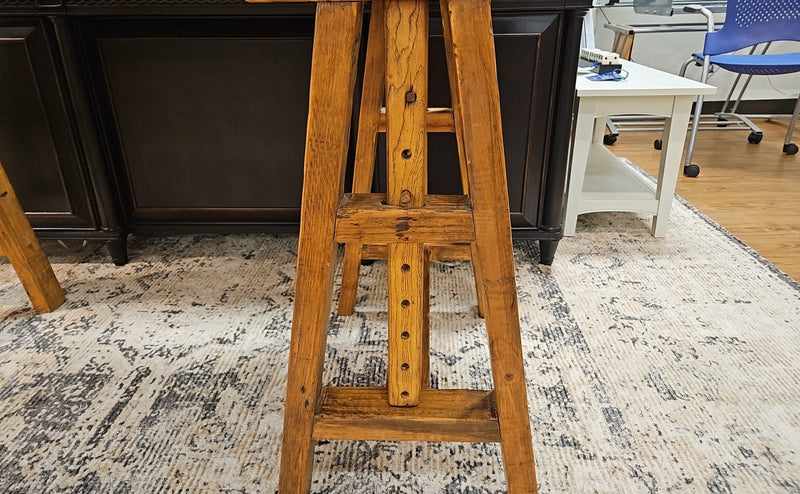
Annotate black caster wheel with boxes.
[653,139,662,150]
[716,116,730,128]
[748,132,763,144]
[603,134,618,145]
[683,164,700,177]
[784,143,799,155]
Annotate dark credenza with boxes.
[0,0,590,265]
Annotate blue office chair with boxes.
[680,0,800,177]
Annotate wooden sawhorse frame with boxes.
[246,0,538,491]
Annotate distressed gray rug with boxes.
[1,194,799,493]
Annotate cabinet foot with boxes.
[106,235,129,266]
[539,239,559,265]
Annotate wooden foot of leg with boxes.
[0,163,65,313]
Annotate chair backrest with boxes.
[705,0,800,55]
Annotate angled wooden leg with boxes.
[338,0,386,316]
[277,3,363,492]
[442,0,537,491]
[0,163,65,313]
[439,11,487,319]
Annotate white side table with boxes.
[563,60,716,237]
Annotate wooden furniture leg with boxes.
[0,162,65,313]
[441,0,538,488]
[337,0,386,317]
[277,3,363,491]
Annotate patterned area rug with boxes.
[1,194,799,493]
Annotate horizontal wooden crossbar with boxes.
[335,193,475,244]
[361,243,472,261]
[312,387,501,442]
[378,108,456,133]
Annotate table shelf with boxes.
[579,143,657,215]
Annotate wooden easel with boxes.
[0,162,65,312]
[246,0,538,491]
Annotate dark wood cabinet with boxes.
[0,1,590,264]
[0,18,95,230]
[77,16,316,226]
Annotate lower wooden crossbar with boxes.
[312,387,501,442]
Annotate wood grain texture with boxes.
[383,0,429,407]
[440,0,485,319]
[277,3,362,492]
[384,0,428,208]
[441,0,538,491]
[387,242,427,405]
[338,0,386,317]
[312,387,501,442]
[378,109,455,132]
[335,193,475,244]
[0,162,65,313]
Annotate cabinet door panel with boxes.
[0,20,94,228]
[81,17,315,223]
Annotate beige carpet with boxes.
[1,193,798,493]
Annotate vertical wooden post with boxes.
[0,162,65,313]
[277,3,363,492]
[441,0,538,491]
[384,0,429,407]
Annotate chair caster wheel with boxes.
[653,139,662,150]
[748,132,763,144]
[683,164,700,177]
[784,143,798,155]
[603,134,618,145]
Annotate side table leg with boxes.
[652,98,691,237]
[278,3,363,492]
[562,102,597,236]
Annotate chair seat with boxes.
[694,52,800,75]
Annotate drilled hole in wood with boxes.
[401,331,410,340]
[401,363,410,371]
[401,391,410,399]
[401,149,412,160]
[401,299,410,308]
[401,264,411,273]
